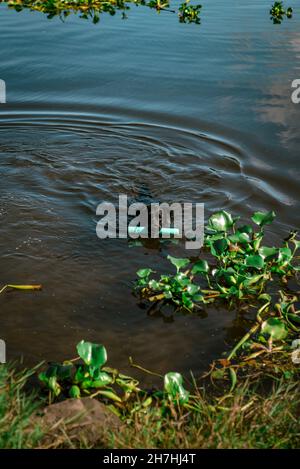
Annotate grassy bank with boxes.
[0,364,43,448]
[0,348,299,449]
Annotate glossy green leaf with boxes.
[229,232,250,244]
[76,340,107,370]
[167,255,190,273]
[49,376,61,396]
[237,224,253,235]
[137,268,153,278]
[261,318,288,340]
[149,279,160,290]
[182,292,194,309]
[251,210,276,227]
[278,247,292,264]
[74,365,89,383]
[174,273,191,287]
[92,372,112,387]
[258,246,277,259]
[164,372,189,404]
[163,290,173,299]
[69,385,81,398]
[243,274,264,287]
[211,238,229,257]
[191,259,209,275]
[186,284,200,296]
[208,210,234,232]
[246,254,265,270]
[192,293,204,302]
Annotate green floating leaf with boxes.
[186,284,200,296]
[167,255,190,273]
[137,268,153,279]
[81,372,112,389]
[243,274,264,287]
[191,259,209,275]
[174,273,190,287]
[149,279,160,290]
[229,231,250,244]
[261,318,288,341]
[163,290,173,299]
[164,372,189,404]
[245,254,265,270]
[278,247,292,264]
[208,210,234,232]
[92,371,113,387]
[251,210,276,227]
[182,292,194,310]
[258,246,277,260]
[237,224,253,235]
[76,340,107,370]
[211,238,229,257]
[192,293,204,302]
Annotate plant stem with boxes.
[129,357,163,378]
[0,285,8,295]
[227,322,260,361]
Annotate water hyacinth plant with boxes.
[135,210,300,311]
[38,340,193,416]
[270,1,293,24]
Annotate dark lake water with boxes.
[0,1,300,383]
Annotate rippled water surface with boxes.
[0,1,300,381]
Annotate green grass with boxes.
[0,363,43,448]
[106,379,300,449]
[0,361,299,449]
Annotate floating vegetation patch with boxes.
[3,1,296,25]
[270,1,293,23]
[135,211,300,312]
[133,211,300,398]
[6,0,203,24]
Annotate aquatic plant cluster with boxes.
[6,0,203,24]
[5,0,295,24]
[135,211,300,309]
[133,211,300,387]
[270,1,293,23]
[38,339,192,417]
